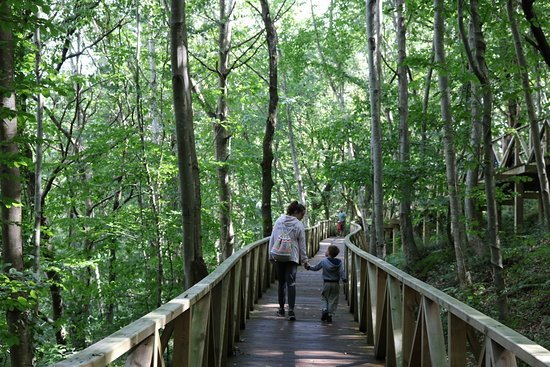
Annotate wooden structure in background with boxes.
[491,121,549,230]
[346,223,550,367]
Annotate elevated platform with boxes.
[227,238,384,366]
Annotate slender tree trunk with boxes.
[458,0,507,318]
[136,2,164,306]
[216,0,235,261]
[33,20,44,276]
[280,57,307,226]
[434,0,468,287]
[147,38,162,143]
[507,0,550,230]
[107,176,123,324]
[464,19,484,256]
[366,0,385,258]
[394,0,419,267]
[170,0,208,290]
[420,48,434,160]
[358,186,372,251]
[0,2,34,362]
[260,0,278,237]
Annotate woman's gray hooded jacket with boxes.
[268,214,308,264]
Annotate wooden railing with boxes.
[345,223,550,367]
[51,221,329,367]
[492,121,549,170]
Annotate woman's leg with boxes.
[285,262,298,310]
[276,262,287,310]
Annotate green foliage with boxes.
[1,0,549,363]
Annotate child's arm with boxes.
[308,262,322,271]
[339,263,347,282]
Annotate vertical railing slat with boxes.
[422,297,447,367]
[125,335,154,366]
[172,309,191,366]
[449,313,467,367]
[387,276,403,367]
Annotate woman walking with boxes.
[269,201,309,321]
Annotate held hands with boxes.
[303,262,311,270]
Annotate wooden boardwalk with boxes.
[227,237,385,367]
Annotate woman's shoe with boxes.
[288,310,296,321]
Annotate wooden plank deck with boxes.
[227,237,385,367]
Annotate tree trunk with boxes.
[464,18,484,256]
[434,0,468,287]
[458,0,507,318]
[420,48,434,160]
[260,0,278,237]
[216,0,235,261]
[366,0,385,258]
[147,38,162,143]
[136,6,165,306]
[33,21,44,276]
[394,0,419,267]
[520,0,550,67]
[281,56,307,226]
[170,0,208,290]
[507,0,550,230]
[0,1,34,362]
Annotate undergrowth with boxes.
[388,227,550,350]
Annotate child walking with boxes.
[306,244,347,323]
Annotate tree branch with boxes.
[521,0,550,67]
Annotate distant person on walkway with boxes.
[337,209,346,236]
[306,244,347,323]
[269,201,309,321]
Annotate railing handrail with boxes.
[344,223,550,367]
[491,120,548,145]
[51,220,329,366]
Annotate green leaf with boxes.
[17,296,28,307]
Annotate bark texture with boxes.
[216,0,235,261]
[458,0,507,318]
[394,0,419,267]
[260,0,278,237]
[434,0,468,287]
[170,0,208,290]
[464,19,484,256]
[366,0,385,258]
[0,1,34,362]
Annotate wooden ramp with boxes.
[227,237,384,367]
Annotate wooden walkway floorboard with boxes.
[227,237,385,367]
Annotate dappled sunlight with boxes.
[248,349,285,357]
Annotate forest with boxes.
[0,0,549,365]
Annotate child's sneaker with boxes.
[326,314,333,323]
[277,308,285,317]
[321,310,328,321]
[288,310,296,321]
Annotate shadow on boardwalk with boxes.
[227,237,385,367]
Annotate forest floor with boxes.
[388,225,550,351]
